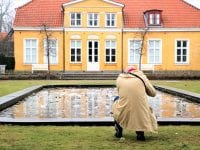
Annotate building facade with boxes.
[13,0,200,72]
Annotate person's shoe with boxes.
[115,131,122,138]
[136,134,145,141]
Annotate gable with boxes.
[63,0,124,8]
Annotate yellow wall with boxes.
[123,31,200,71]
[14,31,64,71]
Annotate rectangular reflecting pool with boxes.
[0,87,200,121]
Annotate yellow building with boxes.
[13,0,200,72]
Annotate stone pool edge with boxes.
[0,84,200,125]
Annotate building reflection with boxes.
[0,88,200,119]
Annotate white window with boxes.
[105,13,116,27]
[105,40,116,63]
[44,39,58,64]
[24,39,38,64]
[70,13,81,26]
[149,13,161,25]
[148,40,162,64]
[88,13,99,27]
[71,40,81,63]
[128,40,142,64]
[175,40,189,63]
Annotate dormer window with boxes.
[144,10,162,27]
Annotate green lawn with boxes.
[0,125,199,150]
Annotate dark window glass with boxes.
[177,49,181,55]
[71,56,75,62]
[177,56,181,62]
[183,56,187,62]
[106,56,110,62]
[111,56,115,62]
[183,49,187,55]
[177,41,181,47]
[95,56,98,62]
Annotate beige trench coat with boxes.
[112,71,158,132]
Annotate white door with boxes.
[87,40,99,71]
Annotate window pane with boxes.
[89,55,92,62]
[111,49,115,55]
[106,49,110,55]
[77,56,81,62]
[77,41,81,48]
[177,41,181,47]
[77,13,81,19]
[183,41,187,47]
[71,14,75,19]
[26,40,31,47]
[111,56,115,62]
[94,56,98,62]
[77,49,81,55]
[106,56,110,62]
[71,56,75,62]
[177,49,181,55]
[77,20,81,25]
[183,49,187,55]
[177,56,181,62]
[71,41,75,48]
[183,56,187,62]
[71,49,75,55]
[111,41,116,47]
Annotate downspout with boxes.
[62,5,65,72]
[63,27,65,72]
[121,6,125,73]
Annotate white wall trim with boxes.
[63,0,84,7]
[124,28,200,32]
[65,27,122,32]
[14,27,200,32]
[14,27,63,31]
[63,0,124,7]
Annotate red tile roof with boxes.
[115,0,200,28]
[14,0,200,28]
[14,0,70,28]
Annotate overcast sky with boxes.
[14,0,200,9]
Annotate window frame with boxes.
[70,12,82,27]
[147,39,162,64]
[23,38,38,64]
[105,13,117,27]
[43,38,58,64]
[70,40,82,63]
[175,39,190,64]
[87,13,99,27]
[105,40,117,63]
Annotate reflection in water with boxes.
[0,87,200,120]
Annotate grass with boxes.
[0,125,200,150]
[0,80,200,149]
[152,80,200,94]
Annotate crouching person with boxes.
[112,66,158,141]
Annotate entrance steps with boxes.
[59,71,121,80]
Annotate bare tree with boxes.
[41,24,57,80]
[0,0,14,32]
[132,28,149,71]
[138,28,148,70]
